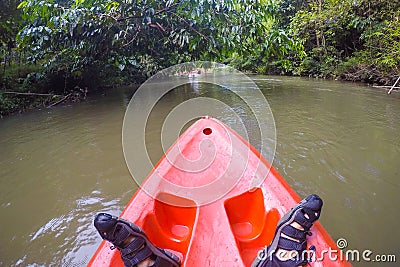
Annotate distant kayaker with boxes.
[94,194,323,267]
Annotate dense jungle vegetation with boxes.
[1,0,399,115]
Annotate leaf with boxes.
[17,1,28,9]
[75,0,85,6]
[118,64,125,71]
[105,1,119,11]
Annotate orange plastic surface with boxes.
[88,117,350,267]
[224,188,281,266]
[143,193,197,254]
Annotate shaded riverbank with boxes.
[2,68,399,118]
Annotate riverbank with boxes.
[2,0,398,117]
[1,65,399,117]
[0,62,141,117]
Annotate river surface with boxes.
[0,76,399,266]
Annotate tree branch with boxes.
[3,92,62,97]
[122,26,142,47]
[116,3,180,22]
[47,93,72,108]
[166,11,210,42]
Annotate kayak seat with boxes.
[224,188,280,265]
[142,192,197,256]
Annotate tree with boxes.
[1,0,22,68]
[286,0,400,81]
[16,0,303,90]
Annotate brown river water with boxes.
[0,75,399,266]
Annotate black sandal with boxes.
[252,194,323,267]
[94,213,181,267]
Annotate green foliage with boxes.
[362,14,400,71]
[12,0,320,91]
[15,0,298,89]
[1,0,24,73]
[284,0,400,82]
[0,92,17,116]
[2,0,399,117]
[0,61,49,115]
[0,0,22,45]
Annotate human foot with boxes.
[251,194,323,267]
[94,213,181,267]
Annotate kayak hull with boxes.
[88,117,350,266]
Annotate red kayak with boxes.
[88,117,350,266]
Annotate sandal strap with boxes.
[293,212,312,230]
[281,225,308,241]
[94,213,181,267]
[278,236,307,251]
[121,244,153,266]
[293,209,319,230]
[161,249,181,263]
[154,253,181,267]
[112,225,131,247]
[120,238,145,256]
[302,207,320,221]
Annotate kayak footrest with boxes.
[224,188,280,266]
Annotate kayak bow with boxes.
[88,117,350,266]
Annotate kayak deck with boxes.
[88,117,349,266]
